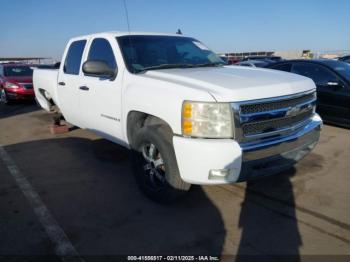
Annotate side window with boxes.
[292,63,338,86]
[87,38,117,70]
[271,63,292,72]
[64,40,86,75]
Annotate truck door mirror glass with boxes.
[82,60,117,78]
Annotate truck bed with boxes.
[33,68,59,111]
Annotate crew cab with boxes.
[0,63,35,104]
[34,32,322,202]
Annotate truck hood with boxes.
[143,66,315,102]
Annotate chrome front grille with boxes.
[242,108,313,136]
[240,93,315,114]
[231,90,317,143]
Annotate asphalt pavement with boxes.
[0,102,349,261]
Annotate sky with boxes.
[0,0,349,60]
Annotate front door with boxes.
[79,37,123,140]
[291,62,349,122]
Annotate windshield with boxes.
[117,35,225,73]
[4,66,33,77]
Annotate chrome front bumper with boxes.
[237,114,322,181]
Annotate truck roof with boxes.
[71,31,186,40]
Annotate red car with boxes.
[0,63,35,104]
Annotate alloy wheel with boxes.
[141,142,166,189]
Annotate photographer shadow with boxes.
[3,137,226,256]
[236,167,301,261]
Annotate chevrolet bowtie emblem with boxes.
[286,106,301,117]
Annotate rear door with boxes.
[291,62,349,121]
[79,37,123,140]
[57,39,87,127]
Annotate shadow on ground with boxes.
[236,168,301,261]
[0,101,40,119]
[3,137,226,255]
[2,136,305,259]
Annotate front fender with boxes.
[122,75,215,141]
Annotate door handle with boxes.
[79,86,89,91]
[58,82,65,86]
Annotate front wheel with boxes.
[131,124,191,203]
[0,89,11,105]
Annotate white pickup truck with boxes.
[34,32,322,202]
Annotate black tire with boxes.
[0,89,11,105]
[131,122,191,203]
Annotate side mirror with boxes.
[82,60,116,78]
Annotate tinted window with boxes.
[271,63,292,72]
[4,66,33,77]
[88,38,116,70]
[271,57,282,62]
[254,62,268,67]
[64,40,86,75]
[292,63,338,86]
[321,60,350,82]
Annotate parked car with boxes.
[0,63,35,104]
[219,56,238,65]
[268,59,350,127]
[32,63,61,69]
[34,32,322,202]
[339,55,350,64]
[219,56,229,64]
[236,59,271,68]
[241,56,283,63]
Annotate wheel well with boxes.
[39,88,55,107]
[127,111,173,147]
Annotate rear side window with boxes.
[271,63,292,72]
[64,40,86,75]
[87,38,117,70]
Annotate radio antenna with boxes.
[123,0,131,33]
[122,0,137,72]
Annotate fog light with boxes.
[209,169,229,180]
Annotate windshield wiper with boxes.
[194,62,225,68]
[137,64,192,73]
[137,62,225,73]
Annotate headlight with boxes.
[5,82,19,89]
[182,101,233,138]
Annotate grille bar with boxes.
[240,93,315,114]
[242,108,313,136]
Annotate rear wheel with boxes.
[131,123,191,203]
